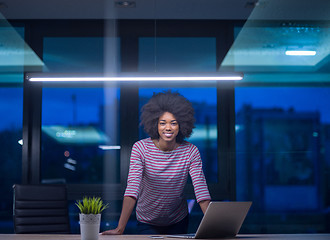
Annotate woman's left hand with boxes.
[199,200,211,214]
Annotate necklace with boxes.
[155,140,177,152]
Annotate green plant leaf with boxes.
[75,196,109,214]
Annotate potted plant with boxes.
[76,196,109,240]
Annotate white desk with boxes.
[0,234,329,240]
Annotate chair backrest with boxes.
[13,184,70,234]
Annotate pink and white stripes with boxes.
[124,138,211,226]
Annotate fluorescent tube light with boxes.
[285,50,316,56]
[99,145,121,150]
[27,73,243,82]
[29,76,243,82]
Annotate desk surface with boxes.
[0,234,329,240]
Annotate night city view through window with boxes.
[41,87,121,185]
[0,86,330,233]
[39,87,330,233]
[235,87,330,233]
[0,23,329,234]
[39,87,218,183]
[0,86,23,233]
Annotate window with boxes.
[0,25,24,233]
[42,37,121,184]
[0,79,23,233]
[139,37,216,72]
[41,87,120,184]
[138,37,219,183]
[41,36,122,233]
[235,86,330,233]
[43,37,112,73]
[138,36,221,232]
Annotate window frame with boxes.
[20,19,238,201]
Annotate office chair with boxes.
[13,184,71,234]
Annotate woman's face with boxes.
[158,112,179,143]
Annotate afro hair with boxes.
[140,90,195,143]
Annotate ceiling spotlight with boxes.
[245,1,259,8]
[115,1,136,8]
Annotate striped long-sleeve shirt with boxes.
[124,138,211,226]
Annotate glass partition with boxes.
[138,37,218,184]
[235,86,330,233]
[41,37,121,184]
[139,37,216,72]
[41,87,120,184]
[138,36,219,232]
[0,24,24,233]
[0,83,23,233]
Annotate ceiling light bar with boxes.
[285,50,316,56]
[28,75,243,82]
[98,145,121,150]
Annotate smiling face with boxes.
[158,112,179,144]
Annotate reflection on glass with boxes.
[0,19,43,73]
[0,84,23,233]
[139,37,216,72]
[41,37,121,184]
[138,37,218,183]
[43,37,120,73]
[41,87,120,184]
[223,26,329,70]
[235,87,330,233]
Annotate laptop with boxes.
[167,201,252,239]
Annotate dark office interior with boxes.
[0,0,329,234]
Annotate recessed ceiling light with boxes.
[285,50,316,56]
[115,1,136,8]
[245,1,259,8]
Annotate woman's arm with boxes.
[103,142,144,235]
[199,199,210,214]
[101,196,137,235]
[189,145,212,209]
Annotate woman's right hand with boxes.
[101,196,136,235]
[101,227,124,235]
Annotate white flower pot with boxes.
[79,214,101,240]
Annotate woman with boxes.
[102,90,211,235]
